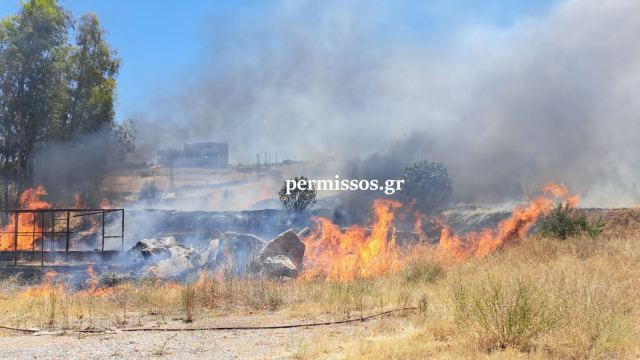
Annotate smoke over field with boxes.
[133,0,640,207]
[2,1,640,358]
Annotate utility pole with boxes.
[169,161,175,192]
[168,151,176,192]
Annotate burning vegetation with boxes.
[302,199,403,282]
[0,186,51,251]
[438,183,579,261]
[0,0,638,358]
[299,183,581,281]
[2,182,583,279]
[0,185,121,255]
[0,176,635,359]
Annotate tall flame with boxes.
[439,183,578,261]
[302,199,402,282]
[0,186,52,251]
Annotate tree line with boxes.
[0,0,133,207]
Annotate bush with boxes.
[180,285,196,323]
[401,161,453,214]
[246,280,284,311]
[278,176,317,212]
[453,276,562,352]
[402,260,443,284]
[537,203,604,239]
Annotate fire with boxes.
[20,271,64,297]
[73,194,111,249]
[413,212,428,243]
[0,186,52,251]
[302,199,402,282]
[0,186,112,251]
[439,183,578,261]
[80,265,109,296]
[100,198,111,209]
[73,193,82,208]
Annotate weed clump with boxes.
[402,260,443,284]
[180,285,196,323]
[537,203,604,239]
[453,276,563,352]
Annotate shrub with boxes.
[537,203,604,239]
[400,161,453,214]
[278,176,317,212]
[246,280,285,311]
[402,260,443,284]
[453,276,562,352]
[180,285,196,323]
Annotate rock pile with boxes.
[129,229,306,279]
[129,236,201,278]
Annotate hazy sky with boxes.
[8,0,637,207]
[0,0,558,122]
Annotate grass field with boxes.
[0,234,638,359]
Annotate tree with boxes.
[65,13,120,136]
[0,0,71,191]
[0,1,130,206]
[400,161,453,213]
[279,176,317,212]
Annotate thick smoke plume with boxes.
[136,0,640,207]
[31,129,113,205]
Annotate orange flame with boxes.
[20,271,64,297]
[439,183,578,261]
[0,186,52,251]
[302,199,402,282]
[79,265,109,296]
[72,194,111,248]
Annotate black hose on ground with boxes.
[0,307,418,334]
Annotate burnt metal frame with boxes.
[0,208,124,266]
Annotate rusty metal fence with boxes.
[0,209,124,266]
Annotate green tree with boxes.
[400,161,453,213]
[65,13,120,136]
[279,176,317,212]
[0,1,131,206]
[0,0,70,191]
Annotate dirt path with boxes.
[0,324,365,359]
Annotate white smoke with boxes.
[135,0,640,207]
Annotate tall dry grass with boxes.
[0,234,638,359]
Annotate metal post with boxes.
[13,211,18,266]
[51,212,55,253]
[121,209,125,251]
[101,211,105,252]
[32,212,36,252]
[41,211,44,266]
[65,211,70,252]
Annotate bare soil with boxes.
[0,319,368,359]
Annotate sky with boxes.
[0,0,559,122]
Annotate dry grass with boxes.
[1,234,639,359]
